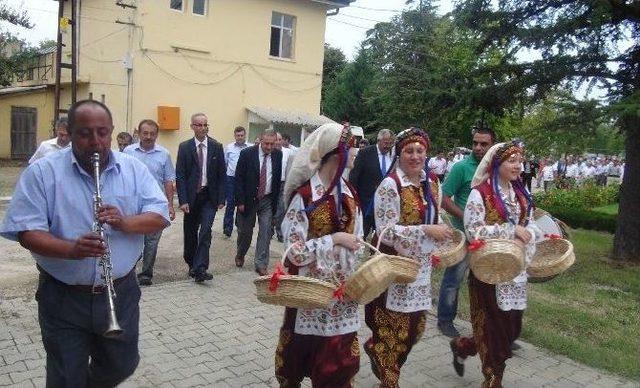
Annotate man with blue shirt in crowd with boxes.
[124,119,176,286]
[0,100,170,387]
[437,125,495,337]
[222,126,251,238]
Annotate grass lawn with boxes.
[592,203,619,215]
[432,229,640,380]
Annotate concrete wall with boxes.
[0,89,55,159]
[68,0,330,158]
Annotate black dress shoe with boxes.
[202,272,213,280]
[450,340,465,377]
[188,269,195,278]
[194,274,206,283]
[138,277,152,286]
[438,321,461,338]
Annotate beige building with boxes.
[0,0,351,159]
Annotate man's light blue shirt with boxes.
[0,148,170,285]
[224,141,252,176]
[123,142,176,192]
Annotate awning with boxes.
[0,85,47,96]
[247,106,335,127]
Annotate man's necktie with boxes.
[257,153,269,199]
[198,143,205,190]
[381,153,387,176]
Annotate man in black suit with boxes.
[349,128,395,238]
[234,129,282,276]
[175,113,226,283]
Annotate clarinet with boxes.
[91,152,123,338]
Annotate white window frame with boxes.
[270,11,296,60]
[192,0,208,16]
[169,0,184,13]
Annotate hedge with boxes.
[544,206,617,233]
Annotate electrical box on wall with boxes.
[157,106,180,130]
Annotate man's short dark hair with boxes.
[117,132,133,142]
[234,126,246,133]
[472,125,497,143]
[67,99,113,134]
[138,119,159,133]
[282,133,291,142]
[55,116,68,129]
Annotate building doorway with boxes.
[10,106,37,159]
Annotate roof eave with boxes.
[310,0,353,8]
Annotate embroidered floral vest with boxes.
[475,181,527,226]
[389,171,440,226]
[296,180,359,239]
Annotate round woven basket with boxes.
[534,207,572,240]
[344,252,394,304]
[469,239,525,285]
[527,238,575,279]
[387,255,420,283]
[374,226,420,284]
[254,275,336,309]
[533,207,549,220]
[435,230,467,267]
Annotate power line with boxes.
[332,13,388,24]
[349,5,404,12]
[328,18,370,30]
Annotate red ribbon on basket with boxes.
[431,255,441,267]
[544,234,562,240]
[333,282,346,301]
[268,263,286,293]
[468,239,486,252]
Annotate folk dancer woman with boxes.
[449,141,541,387]
[364,127,453,388]
[276,123,363,387]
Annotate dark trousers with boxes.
[37,270,140,388]
[236,195,274,271]
[223,176,236,236]
[363,212,375,240]
[437,173,445,183]
[183,189,217,275]
[273,184,286,240]
[522,173,533,192]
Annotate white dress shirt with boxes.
[225,141,252,176]
[29,138,71,164]
[194,138,208,187]
[258,146,273,195]
[428,157,447,175]
[377,145,393,175]
[280,147,292,182]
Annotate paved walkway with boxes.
[0,271,637,388]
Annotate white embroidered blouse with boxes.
[463,184,542,311]
[282,173,364,337]
[373,167,443,313]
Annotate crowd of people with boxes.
[0,99,597,387]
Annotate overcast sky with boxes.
[1,0,455,60]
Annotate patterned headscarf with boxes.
[284,123,355,209]
[394,127,431,156]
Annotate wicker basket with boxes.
[434,230,467,267]
[469,239,525,285]
[254,243,338,309]
[344,252,395,304]
[374,226,420,284]
[527,238,575,279]
[387,255,420,283]
[534,207,572,240]
[254,275,336,309]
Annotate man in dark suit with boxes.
[175,113,226,283]
[349,128,395,238]
[234,129,282,276]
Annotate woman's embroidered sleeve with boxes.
[282,193,334,267]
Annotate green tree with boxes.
[321,44,347,110]
[0,1,34,86]
[454,0,639,261]
[322,48,378,127]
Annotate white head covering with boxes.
[283,123,349,206]
[471,142,505,188]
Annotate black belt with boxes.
[38,267,133,295]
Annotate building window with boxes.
[170,0,183,11]
[193,0,207,15]
[270,12,295,59]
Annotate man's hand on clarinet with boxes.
[97,205,126,231]
[70,232,106,258]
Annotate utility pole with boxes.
[53,0,78,126]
